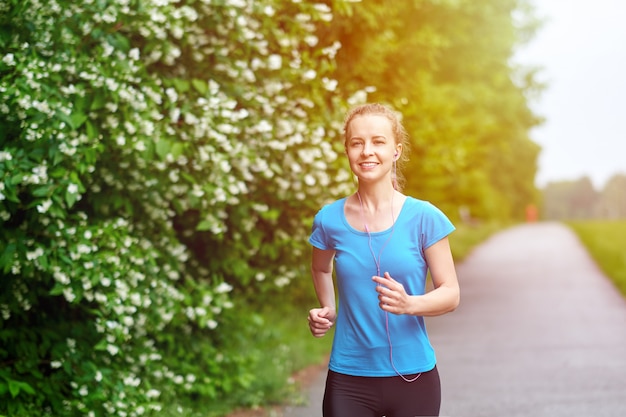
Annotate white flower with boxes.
[37,199,52,213]
[106,344,119,356]
[165,87,178,103]
[63,288,76,303]
[67,183,79,194]
[26,247,44,260]
[0,304,9,320]
[146,389,160,399]
[268,54,282,70]
[123,375,141,387]
[2,53,15,66]
[215,282,233,294]
[302,69,317,80]
[274,277,290,287]
[50,360,62,369]
[304,35,318,47]
[95,371,103,381]
[0,151,12,161]
[322,77,338,91]
[134,141,146,151]
[129,48,140,60]
[95,292,107,303]
[53,270,70,285]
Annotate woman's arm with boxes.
[308,247,337,337]
[373,237,460,316]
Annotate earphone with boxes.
[356,192,421,383]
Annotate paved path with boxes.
[282,222,626,417]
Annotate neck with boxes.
[356,183,396,212]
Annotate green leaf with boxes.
[65,189,78,208]
[108,33,130,52]
[170,142,184,158]
[172,78,190,93]
[94,338,108,351]
[90,91,106,111]
[56,111,73,129]
[70,112,88,129]
[8,380,19,398]
[17,381,34,396]
[155,139,170,159]
[49,283,64,296]
[86,120,99,140]
[0,243,16,274]
[75,94,89,113]
[191,79,208,95]
[32,185,52,197]
[196,220,213,231]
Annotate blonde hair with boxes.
[343,103,410,191]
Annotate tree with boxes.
[542,177,599,220]
[597,173,626,219]
[319,0,543,221]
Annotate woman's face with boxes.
[345,114,402,185]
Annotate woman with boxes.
[307,103,460,416]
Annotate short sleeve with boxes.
[420,202,455,250]
[309,207,330,250]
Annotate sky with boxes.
[513,0,626,189]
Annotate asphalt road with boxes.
[282,222,626,417]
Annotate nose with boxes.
[361,141,374,156]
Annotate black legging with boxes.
[322,366,441,417]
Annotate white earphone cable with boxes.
[356,191,421,383]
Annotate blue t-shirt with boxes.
[309,196,455,377]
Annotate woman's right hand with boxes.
[307,306,336,338]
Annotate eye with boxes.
[373,136,386,144]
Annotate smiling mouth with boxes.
[359,162,378,168]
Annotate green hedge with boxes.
[0,0,350,415]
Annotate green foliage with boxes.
[321,0,542,222]
[541,174,626,220]
[449,221,509,261]
[0,0,350,415]
[567,221,626,296]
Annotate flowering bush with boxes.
[0,0,352,415]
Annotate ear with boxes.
[394,145,403,160]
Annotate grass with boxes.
[449,221,507,261]
[566,220,626,297]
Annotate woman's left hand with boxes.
[372,272,413,315]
